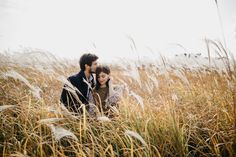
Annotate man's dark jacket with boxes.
[60,70,95,113]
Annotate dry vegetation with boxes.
[0,41,236,157]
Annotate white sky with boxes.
[0,0,235,62]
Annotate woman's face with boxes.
[98,72,110,86]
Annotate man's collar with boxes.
[80,70,93,81]
[88,74,93,82]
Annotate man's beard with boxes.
[89,69,95,74]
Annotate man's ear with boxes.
[85,64,89,69]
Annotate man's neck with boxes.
[84,70,90,80]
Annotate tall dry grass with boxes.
[0,42,236,157]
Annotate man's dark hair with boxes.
[79,53,98,71]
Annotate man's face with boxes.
[89,60,98,73]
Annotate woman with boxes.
[93,65,120,118]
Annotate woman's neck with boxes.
[100,84,107,88]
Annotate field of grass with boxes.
[0,41,236,157]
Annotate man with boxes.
[60,53,98,113]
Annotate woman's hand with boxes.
[108,76,113,86]
[108,76,113,81]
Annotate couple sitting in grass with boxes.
[60,53,120,118]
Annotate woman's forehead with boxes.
[99,72,109,76]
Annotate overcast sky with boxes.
[0,0,235,62]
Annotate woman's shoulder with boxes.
[109,84,124,98]
[112,84,124,92]
[112,85,122,91]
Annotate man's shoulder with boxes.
[67,71,84,84]
[67,74,76,81]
